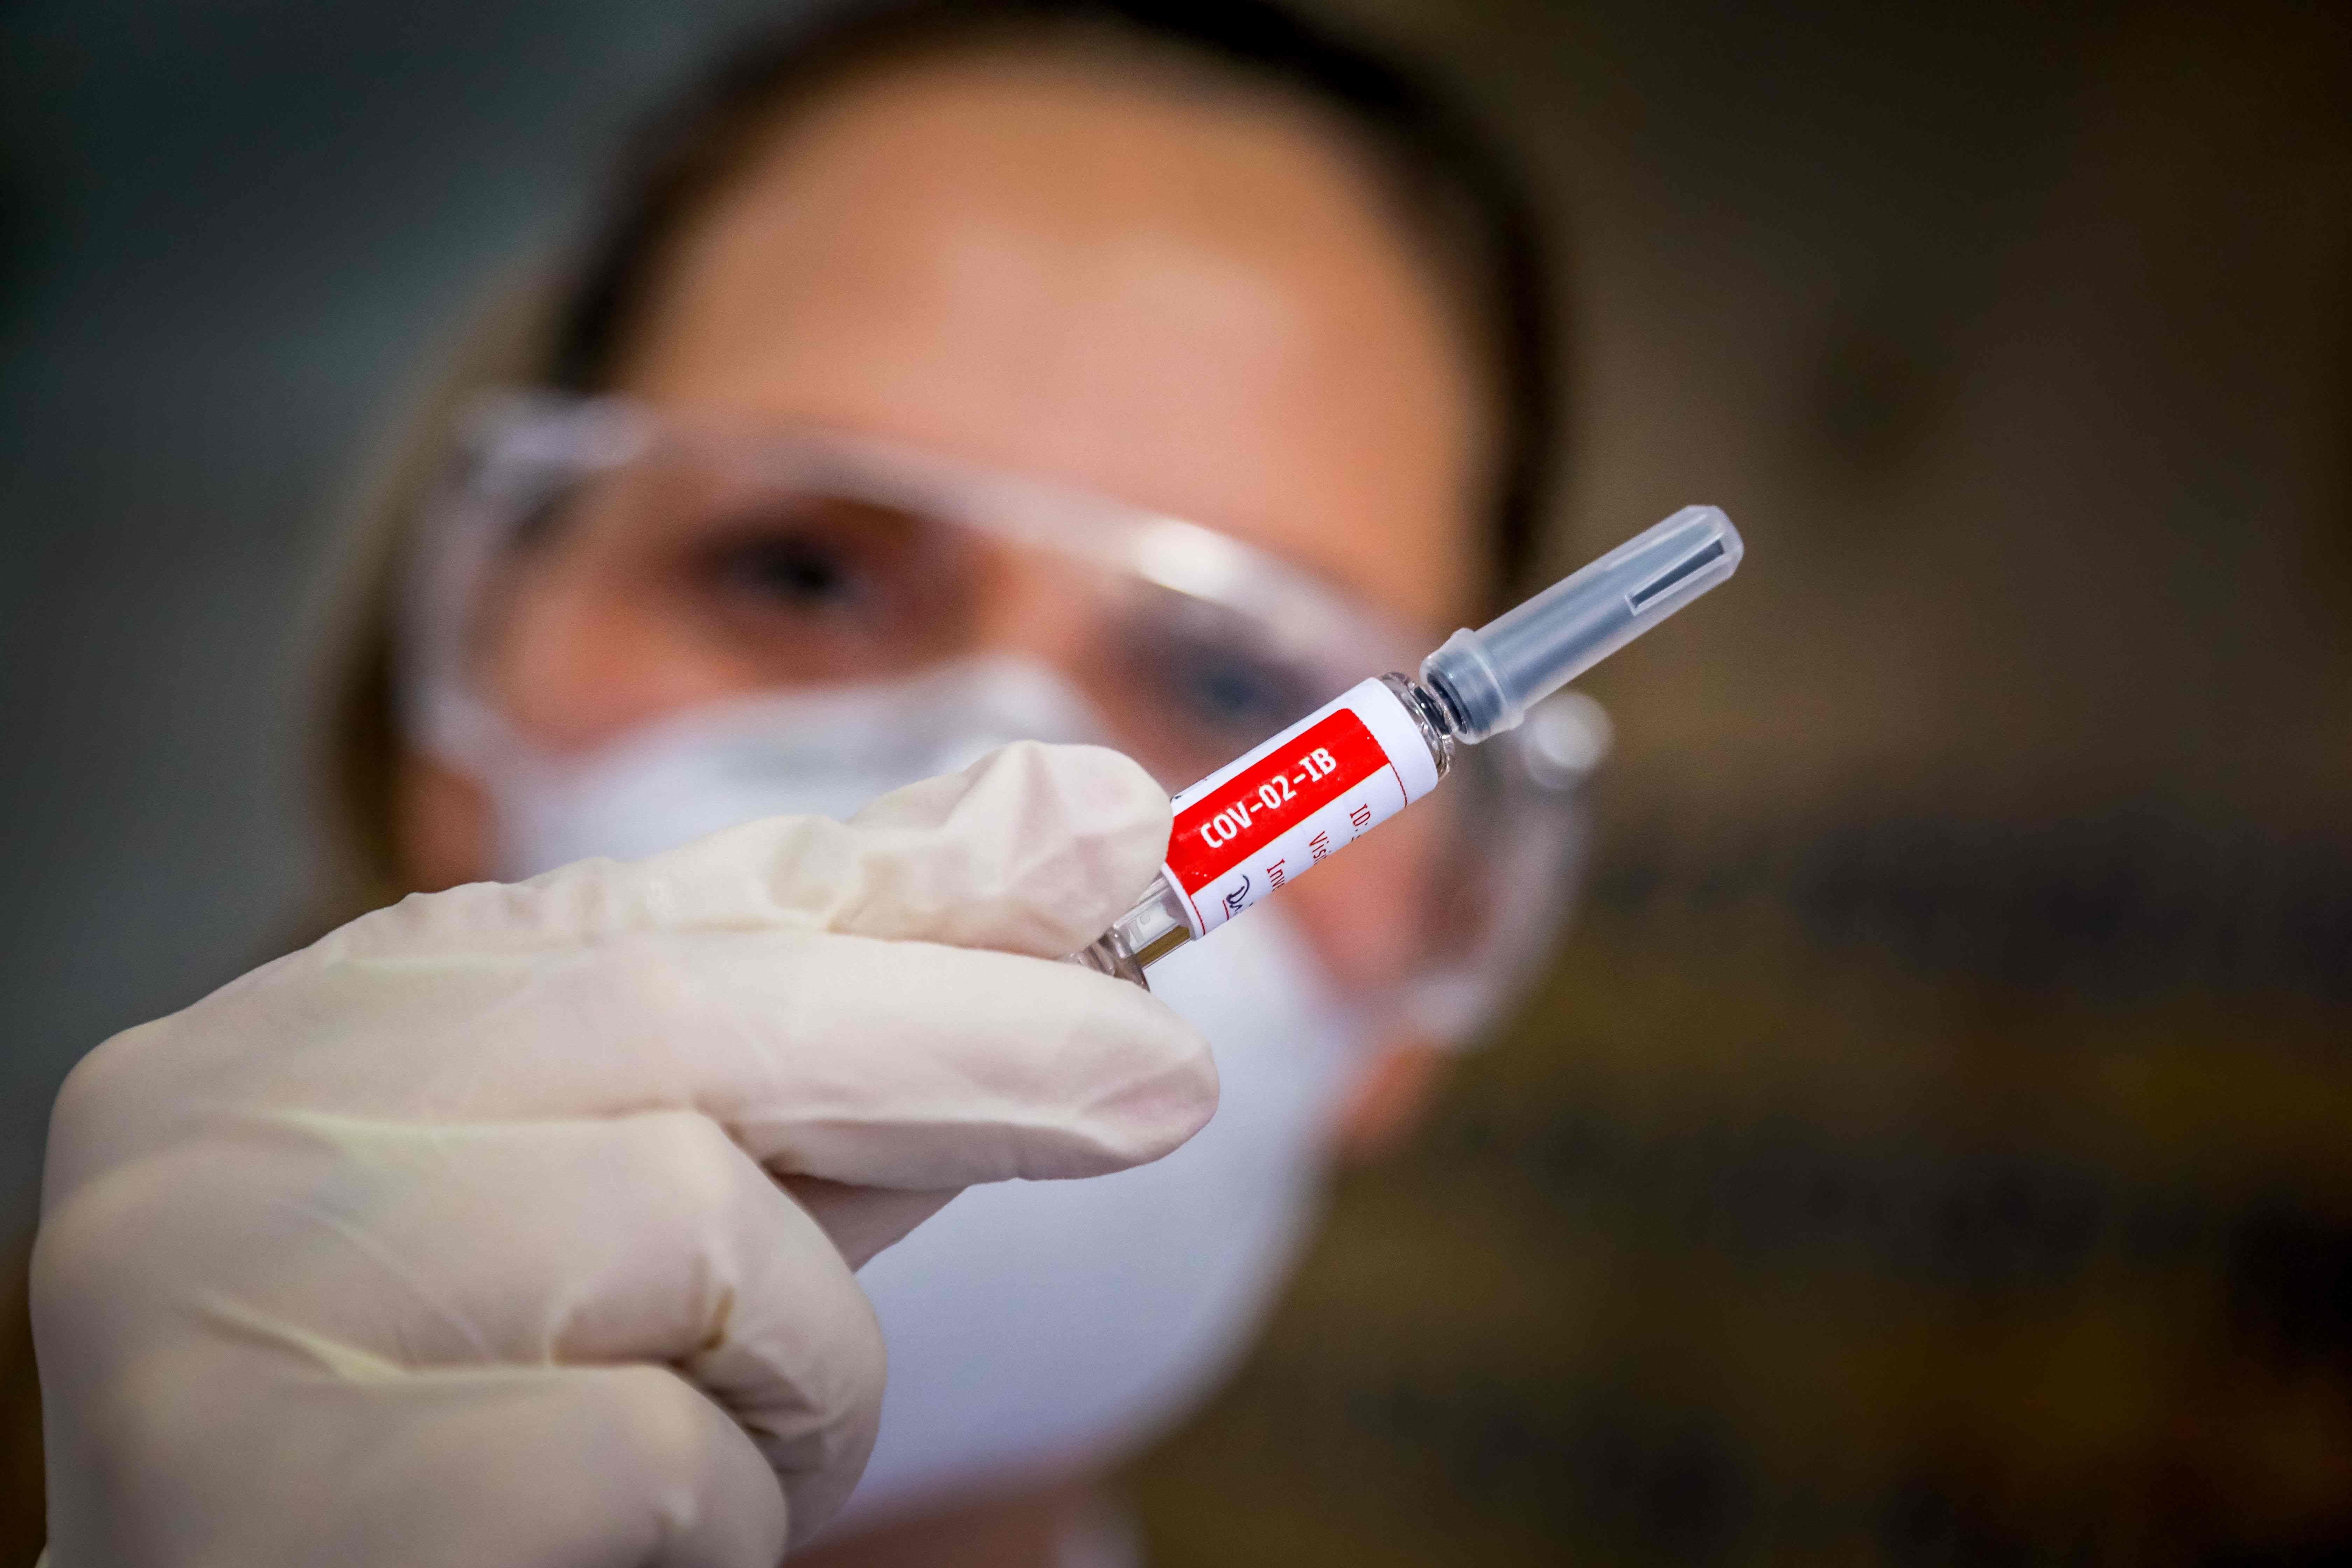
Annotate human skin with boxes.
[397,52,1491,1565]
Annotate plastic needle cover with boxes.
[1420,505,1743,742]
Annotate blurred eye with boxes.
[694,494,945,629]
[713,531,869,611]
[1158,643,1315,735]
[679,495,971,679]
[1110,589,1328,751]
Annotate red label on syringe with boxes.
[1161,677,1440,936]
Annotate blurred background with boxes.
[2,0,2347,1562]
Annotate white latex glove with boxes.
[32,741,1214,1567]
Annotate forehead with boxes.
[610,52,1486,630]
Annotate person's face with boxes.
[404,53,1491,1122]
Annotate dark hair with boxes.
[547,0,1561,604]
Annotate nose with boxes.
[962,544,1101,678]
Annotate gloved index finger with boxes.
[53,913,1216,1212]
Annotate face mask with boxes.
[457,658,1373,1526]
[832,904,1356,1533]
[476,657,1114,881]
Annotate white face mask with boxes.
[479,657,1115,882]
[835,905,1355,1533]
[460,658,1372,1529]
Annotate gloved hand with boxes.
[32,741,1214,1567]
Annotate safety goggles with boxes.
[401,391,1604,1036]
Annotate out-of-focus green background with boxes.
[1134,5,2352,1562]
[3,1,2347,1563]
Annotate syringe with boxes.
[1068,505,1744,986]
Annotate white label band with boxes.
[1159,677,1440,936]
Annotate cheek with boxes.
[486,545,758,753]
[394,752,492,893]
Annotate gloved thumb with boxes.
[835,739,1169,954]
[469,741,1168,962]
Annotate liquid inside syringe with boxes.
[1069,505,1744,986]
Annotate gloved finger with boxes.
[317,1364,796,1562]
[832,738,1170,952]
[52,923,1217,1206]
[42,1108,888,1544]
[290,1110,876,1522]
[85,1349,792,1566]
[345,739,1171,961]
[432,927,1213,1189]
[777,1176,960,1270]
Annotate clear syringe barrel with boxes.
[1068,505,1744,987]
